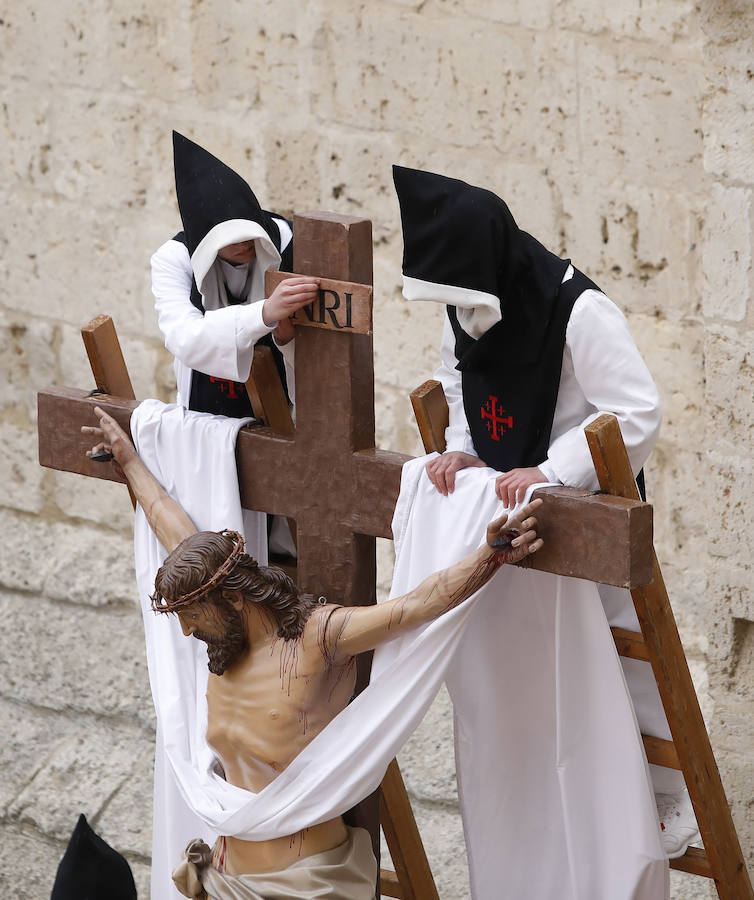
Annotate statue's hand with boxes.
[486,497,544,565]
[81,406,137,474]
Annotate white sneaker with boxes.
[656,791,701,859]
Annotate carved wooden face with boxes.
[177,592,248,675]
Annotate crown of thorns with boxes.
[151,530,246,612]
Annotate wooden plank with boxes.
[585,414,753,900]
[265,270,373,336]
[38,388,656,589]
[245,344,294,435]
[670,846,714,878]
[410,380,449,454]
[379,869,402,898]
[38,387,137,481]
[379,759,439,900]
[81,315,135,400]
[642,734,681,770]
[611,627,650,661]
[529,486,653,588]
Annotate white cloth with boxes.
[131,401,495,899]
[151,218,295,410]
[384,459,669,899]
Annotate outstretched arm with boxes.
[82,407,197,552]
[319,499,543,660]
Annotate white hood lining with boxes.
[402,274,502,339]
[192,219,281,296]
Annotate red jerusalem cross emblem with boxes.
[481,395,513,442]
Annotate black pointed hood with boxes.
[173,131,279,255]
[51,814,137,900]
[172,131,285,297]
[393,165,569,352]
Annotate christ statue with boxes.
[83,406,543,900]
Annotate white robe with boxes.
[425,273,675,896]
[385,460,669,899]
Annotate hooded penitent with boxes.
[393,165,598,472]
[172,132,292,416]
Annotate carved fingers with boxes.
[487,497,544,563]
[81,406,135,469]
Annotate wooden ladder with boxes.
[81,315,440,900]
[410,379,753,899]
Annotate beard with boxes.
[192,603,248,675]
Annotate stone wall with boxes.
[1,1,751,897]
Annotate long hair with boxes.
[152,531,319,640]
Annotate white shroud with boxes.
[132,402,494,898]
[383,456,669,899]
[131,400,667,900]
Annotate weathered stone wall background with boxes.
[1,1,751,897]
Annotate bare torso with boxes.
[205,605,357,874]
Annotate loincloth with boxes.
[172,826,377,900]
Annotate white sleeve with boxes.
[434,316,478,456]
[151,240,275,383]
[541,290,662,489]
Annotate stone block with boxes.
[0,700,76,815]
[554,0,697,42]
[8,721,150,842]
[96,735,155,859]
[0,308,59,416]
[188,0,304,113]
[463,0,554,29]
[704,455,754,563]
[0,511,48,593]
[50,465,135,533]
[262,129,324,220]
[701,184,751,322]
[0,509,134,600]
[40,514,136,606]
[313,10,533,151]
[554,179,702,318]
[1,2,188,96]
[316,132,400,243]
[704,325,754,457]
[0,593,152,724]
[637,316,705,447]
[578,43,703,189]
[703,75,754,183]
[0,826,64,900]
[1,195,160,330]
[0,422,48,514]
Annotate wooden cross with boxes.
[36,211,657,900]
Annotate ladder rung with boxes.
[642,734,681,769]
[611,627,650,661]
[669,846,713,878]
[380,868,403,898]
